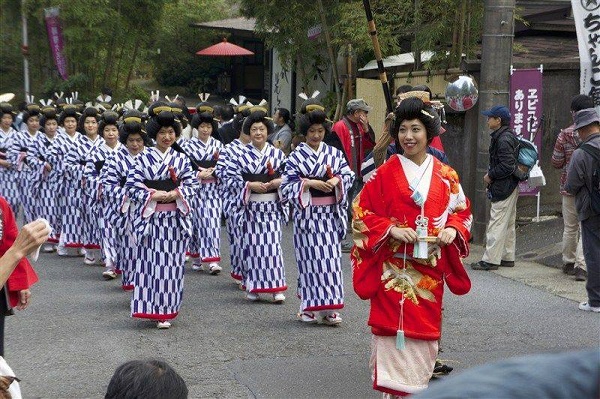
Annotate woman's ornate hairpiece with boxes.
[421,109,435,119]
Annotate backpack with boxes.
[579,144,600,215]
[513,136,539,181]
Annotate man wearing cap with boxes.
[472,105,521,271]
[332,99,376,252]
[551,95,594,281]
[564,107,600,313]
[332,99,376,178]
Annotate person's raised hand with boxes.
[12,219,51,259]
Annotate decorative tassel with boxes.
[168,166,177,183]
[326,165,334,179]
[396,330,405,350]
[266,160,275,176]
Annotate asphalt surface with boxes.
[5,218,600,398]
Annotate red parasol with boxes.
[196,38,254,57]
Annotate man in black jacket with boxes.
[217,104,237,145]
[472,105,520,271]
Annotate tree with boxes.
[151,0,231,95]
[237,0,483,113]
[0,0,234,103]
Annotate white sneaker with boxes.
[299,311,318,324]
[102,270,117,280]
[578,302,600,313]
[191,262,203,271]
[57,246,68,256]
[208,263,222,275]
[321,312,342,325]
[42,244,55,253]
[246,292,259,301]
[84,256,96,265]
[157,321,171,329]
[273,293,285,303]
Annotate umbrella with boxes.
[196,38,254,57]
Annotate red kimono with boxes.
[0,196,39,307]
[351,155,472,341]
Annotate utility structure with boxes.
[472,0,516,243]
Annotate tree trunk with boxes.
[113,40,126,90]
[101,0,122,88]
[125,37,141,90]
[317,0,342,121]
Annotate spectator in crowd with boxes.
[332,99,376,252]
[564,107,600,313]
[412,349,600,399]
[472,105,521,271]
[332,99,376,180]
[105,359,188,399]
[217,104,237,145]
[269,107,293,155]
[0,196,49,356]
[551,94,594,281]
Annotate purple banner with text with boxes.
[510,68,543,196]
[44,7,68,80]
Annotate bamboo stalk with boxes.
[362,0,393,113]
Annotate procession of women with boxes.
[0,88,473,398]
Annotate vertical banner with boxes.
[571,0,600,114]
[510,68,543,196]
[44,7,68,80]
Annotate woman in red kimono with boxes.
[0,196,41,356]
[351,97,472,398]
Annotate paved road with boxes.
[5,224,600,398]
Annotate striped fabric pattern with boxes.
[215,139,246,279]
[30,133,62,241]
[281,142,355,311]
[182,136,223,262]
[61,134,104,248]
[0,128,21,212]
[242,200,287,293]
[131,213,187,320]
[84,142,122,261]
[126,146,198,320]
[101,146,141,288]
[8,130,44,223]
[48,131,81,246]
[222,142,289,293]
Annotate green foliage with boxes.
[41,73,90,99]
[152,0,231,94]
[238,0,484,78]
[0,0,232,101]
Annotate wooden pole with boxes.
[362,0,393,113]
